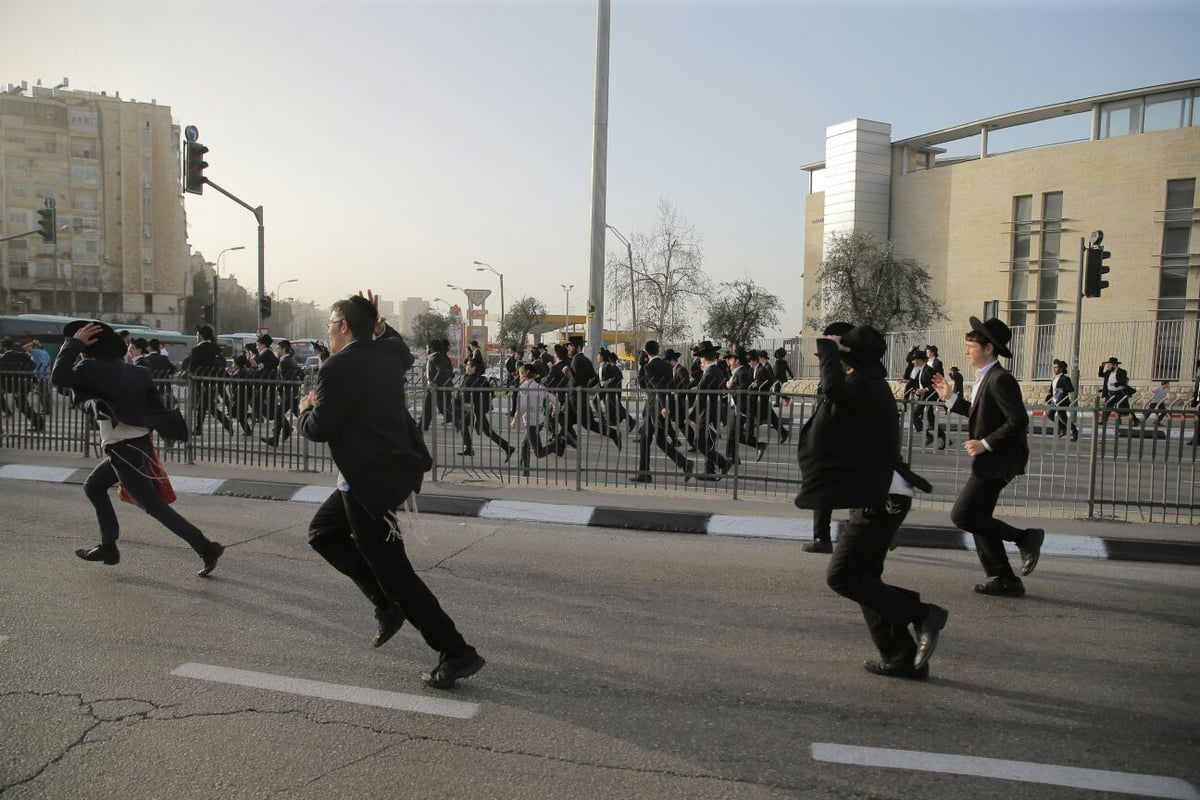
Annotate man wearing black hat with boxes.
[564,334,621,451]
[802,321,854,554]
[933,317,1044,597]
[0,338,44,432]
[54,320,223,576]
[796,324,946,680]
[724,349,767,463]
[422,339,456,432]
[631,340,693,482]
[691,341,730,477]
[1098,356,1138,425]
[905,351,939,446]
[1046,359,1079,441]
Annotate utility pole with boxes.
[585,0,611,362]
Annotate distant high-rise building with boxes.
[398,296,429,336]
[0,79,188,329]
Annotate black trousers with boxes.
[84,436,211,554]
[813,506,833,543]
[1047,400,1079,436]
[637,408,689,473]
[827,496,924,663]
[695,416,729,474]
[950,473,1031,580]
[461,406,510,452]
[307,490,467,657]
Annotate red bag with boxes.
[118,448,177,508]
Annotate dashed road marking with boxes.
[171,662,480,720]
[811,743,1198,800]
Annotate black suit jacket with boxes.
[947,364,1029,480]
[794,339,896,510]
[51,339,183,437]
[694,362,726,431]
[298,337,428,518]
[1099,365,1134,398]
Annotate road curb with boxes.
[2,462,1196,566]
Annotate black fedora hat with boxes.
[839,325,887,370]
[567,334,586,347]
[693,340,720,358]
[969,316,1014,359]
[1105,356,1121,365]
[63,319,126,361]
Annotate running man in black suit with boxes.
[933,317,1044,598]
[298,293,484,689]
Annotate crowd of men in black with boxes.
[415,334,797,482]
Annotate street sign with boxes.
[464,288,492,307]
[184,125,199,143]
[43,196,55,209]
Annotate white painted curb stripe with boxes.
[1043,533,1108,559]
[481,499,594,526]
[170,476,225,495]
[811,743,1199,800]
[291,485,334,504]
[0,465,76,483]
[707,514,809,539]
[171,662,480,720]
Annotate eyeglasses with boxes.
[328,318,344,327]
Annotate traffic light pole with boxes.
[0,229,41,244]
[204,179,265,330]
[1070,236,1085,411]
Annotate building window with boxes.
[1033,192,1063,379]
[70,163,100,187]
[7,184,27,198]
[1100,98,1143,138]
[1009,195,1033,330]
[1152,178,1196,379]
[9,261,29,278]
[1144,92,1190,133]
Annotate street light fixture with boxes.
[211,246,245,332]
[473,260,505,341]
[605,224,636,355]
[561,283,574,334]
[275,278,299,299]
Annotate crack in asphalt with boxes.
[1,691,800,795]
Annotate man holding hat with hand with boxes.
[933,317,1044,597]
[52,319,224,576]
[796,324,947,681]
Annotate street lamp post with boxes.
[561,283,574,335]
[214,245,245,332]
[606,224,636,356]
[275,278,298,333]
[473,260,504,344]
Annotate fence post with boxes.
[1086,394,1101,519]
[184,375,196,466]
[575,388,583,492]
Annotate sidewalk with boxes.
[2,451,1197,567]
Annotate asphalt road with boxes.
[2,481,1198,800]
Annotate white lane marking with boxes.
[170,476,224,495]
[481,499,594,526]
[0,635,8,645]
[707,514,811,540]
[171,663,480,720]
[811,743,1199,800]
[291,485,334,504]
[0,465,76,483]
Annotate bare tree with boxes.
[411,310,451,349]
[499,295,546,350]
[705,279,782,345]
[807,230,945,333]
[606,198,711,342]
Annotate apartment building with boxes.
[0,79,187,329]
[801,79,1200,382]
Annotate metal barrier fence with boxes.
[2,370,1197,523]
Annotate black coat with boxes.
[946,364,1029,481]
[188,340,225,375]
[297,337,428,518]
[1099,365,1135,398]
[568,353,598,389]
[794,339,896,510]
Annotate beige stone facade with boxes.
[0,81,187,329]
[802,80,1200,388]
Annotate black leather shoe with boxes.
[779,428,790,444]
[1020,528,1045,576]
[863,659,928,681]
[198,542,224,577]
[373,604,404,648]
[504,446,516,463]
[629,473,653,484]
[76,544,120,565]
[755,442,768,462]
[683,462,695,483]
[423,646,485,689]
[260,436,278,448]
[802,540,832,554]
[457,449,474,457]
[925,433,934,446]
[974,576,1025,597]
[914,604,949,671]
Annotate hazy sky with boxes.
[6,0,1198,337]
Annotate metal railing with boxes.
[3,370,1197,523]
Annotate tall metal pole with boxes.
[607,224,636,357]
[585,0,611,361]
[256,206,265,331]
[1070,237,1085,406]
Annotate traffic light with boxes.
[1084,245,1111,297]
[184,141,208,194]
[37,207,56,243]
[260,296,272,319]
[200,304,213,324]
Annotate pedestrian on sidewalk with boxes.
[52,320,223,576]
[298,293,484,690]
[795,324,946,681]
[932,317,1044,598]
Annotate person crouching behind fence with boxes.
[52,320,225,576]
